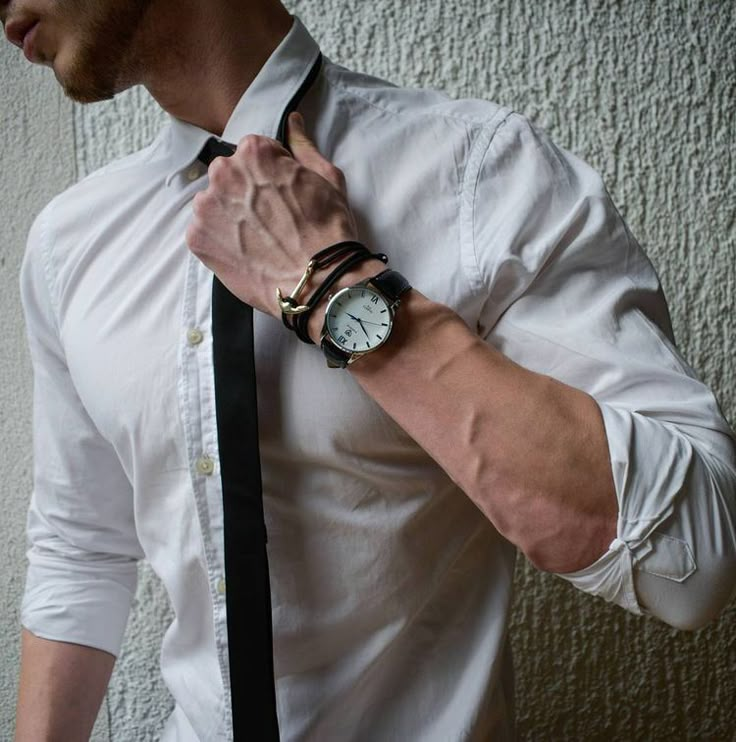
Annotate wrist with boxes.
[306,258,388,344]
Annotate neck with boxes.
[136,0,293,136]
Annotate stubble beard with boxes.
[56,0,156,103]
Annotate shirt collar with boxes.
[163,14,321,186]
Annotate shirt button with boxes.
[195,455,215,476]
[187,327,204,346]
[216,577,226,595]
[185,164,202,181]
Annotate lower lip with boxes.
[22,22,40,62]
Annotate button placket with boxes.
[177,231,231,712]
[194,255,224,545]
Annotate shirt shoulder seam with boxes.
[37,197,63,337]
[32,132,167,333]
[459,108,515,299]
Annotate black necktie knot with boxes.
[197,136,236,166]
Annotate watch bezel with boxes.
[323,283,394,359]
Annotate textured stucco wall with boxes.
[2,0,734,740]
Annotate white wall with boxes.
[2,1,734,739]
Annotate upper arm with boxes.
[19,204,143,656]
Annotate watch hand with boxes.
[345,312,371,338]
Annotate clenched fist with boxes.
[185,111,360,317]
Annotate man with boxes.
[5,0,736,739]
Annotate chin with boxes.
[58,78,117,103]
[51,22,143,104]
[53,51,121,103]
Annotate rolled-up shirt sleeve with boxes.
[465,110,736,629]
[19,204,144,656]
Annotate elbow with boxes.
[520,506,617,575]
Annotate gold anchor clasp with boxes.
[276,259,317,314]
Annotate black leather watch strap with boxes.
[320,335,352,368]
[370,268,411,303]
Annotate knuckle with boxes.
[191,189,209,216]
[207,157,229,186]
[328,164,346,185]
[185,222,204,254]
[239,133,262,152]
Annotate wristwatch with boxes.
[319,269,412,368]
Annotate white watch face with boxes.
[326,286,392,353]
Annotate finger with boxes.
[287,111,346,192]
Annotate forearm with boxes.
[15,628,115,742]
[311,287,618,573]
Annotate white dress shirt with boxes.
[19,14,736,742]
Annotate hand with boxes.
[185,111,360,317]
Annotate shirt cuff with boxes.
[555,401,695,615]
[555,536,642,614]
[21,555,138,658]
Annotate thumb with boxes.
[287,111,342,189]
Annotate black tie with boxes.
[197,51,323,741]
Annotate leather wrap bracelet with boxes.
[279,240,388,344]
[277,240,369,320]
